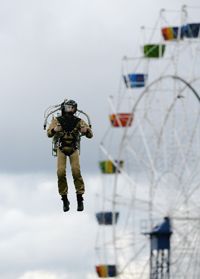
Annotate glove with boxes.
[54,124,62,133]
[80,126,88,134]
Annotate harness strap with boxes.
[56,115,81,156]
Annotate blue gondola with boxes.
[123,73,147,88]
[96,211,119,225]
[182,23,200,38]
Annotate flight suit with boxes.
[47,115,93,196]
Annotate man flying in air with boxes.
[47,100,93,212]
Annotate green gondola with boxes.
[143,44,166,58]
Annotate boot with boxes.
[77,194,84,211]
[61,195,70,212]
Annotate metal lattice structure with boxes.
[95,6,200,279]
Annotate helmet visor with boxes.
[64,104,75,113]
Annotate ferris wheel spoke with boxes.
[117,241,149,275]
[125,143,154,174]
[170,162,200,216]
[172,222,200,276]
[174,130,191,176]
[188,229,200,278]
[191,227,200,278]
[136,118,158,177]
[172,176,200,214]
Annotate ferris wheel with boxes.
[95,5,200,279]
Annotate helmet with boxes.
[62,99,78,114]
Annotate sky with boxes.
[0,0,200,278]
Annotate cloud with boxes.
[18,271,67,279]
[0,173,101,279]
[2,0,199,173]
[18,270,95,279]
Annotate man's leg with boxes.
[69,149,85,194]
[57,148,69,211]
[69,150,85,211]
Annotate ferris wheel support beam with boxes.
[133,76,200,116]
[170,75,200,103]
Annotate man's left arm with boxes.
[80,119,93,138]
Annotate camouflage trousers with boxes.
[57,148,85,195]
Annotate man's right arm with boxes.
[47,117,58,138]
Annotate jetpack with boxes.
[43,99,92,156]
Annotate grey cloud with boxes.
[2,0,195,173]
[0,173,100,279]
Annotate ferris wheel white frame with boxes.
[95,5,200,279]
